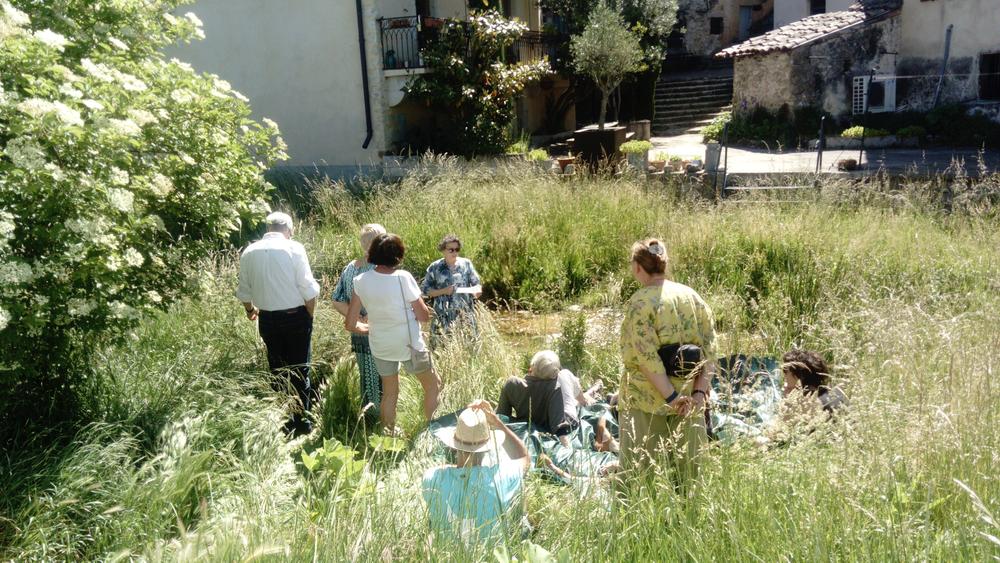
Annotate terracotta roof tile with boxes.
[718,0,900,58]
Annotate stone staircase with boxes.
[652,72,734,137]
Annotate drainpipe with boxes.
[355,0,374,149]
[932,24,954,109]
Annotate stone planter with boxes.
[625,151,648,171]
[812,135,919,150]
[573,126,628,168]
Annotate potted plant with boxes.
[668,155,684,172]
[527,148,555,172]
[649,151,667,173]
[570,3,644,167]
[556,154,576,173]
[620,140,652,171]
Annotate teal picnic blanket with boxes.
[710,355,784,444]
[422,404,620,482]
[418,356,783,480]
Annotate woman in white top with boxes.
[346,233,441,432]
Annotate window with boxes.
[710,17,723,35]
[810,0,826,15]
[981,53,1000,100]
[853,75,896,114]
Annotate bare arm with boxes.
[470,400,530,473]
[304,297,316,317]
[426,285,455,299]
[411,298,431,323]
[345,292,368,334]
[331,300,350,317]
[637,364,692,416]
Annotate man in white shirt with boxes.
[236,212,320,436]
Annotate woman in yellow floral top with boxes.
[619,238,717,485]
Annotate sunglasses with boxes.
[444,247,460,253]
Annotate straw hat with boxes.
[433,408,505,453]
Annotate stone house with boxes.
[718,0,1000,122]
[676,0,775,57]
[170,0,566,176]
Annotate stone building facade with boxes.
[720,0,1000,121]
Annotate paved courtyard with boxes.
[652,133,1000,176]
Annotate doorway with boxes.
[739,6,753,42]
[981,53,1000,100]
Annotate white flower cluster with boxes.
[100,117,142,137]
[107,187,135,212]
[123,247,144,268]
[110,167,130,186]
[108,300,140,320]
[0,1,29,41]
[127,108,157,126]
[472,11,528,38]
[0,211,14,247]
[0,261,33,284]
[170,89,194,104]
[149,173,174,197]
[16,98,84,127]
[0,306,9,331]
[3,137,47,170]
[67,298,97,317]
[81,58,115,82]
[33,28,68,51]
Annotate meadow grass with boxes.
[3,164,1000,560]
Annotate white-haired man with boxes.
[497,350,581,448]
[236,212,320,436]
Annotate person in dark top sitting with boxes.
[781,349,848,413]
[497,350,580,447]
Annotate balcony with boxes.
[378,16,562,72]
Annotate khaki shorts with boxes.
[373,348,432,377]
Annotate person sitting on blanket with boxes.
[423,400,530,545]
[759,350,848,445]
[781,349,848,413]
[497,350,581,448]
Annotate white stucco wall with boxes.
[774,0,855,28]
[378,0,417,19]
[432,0,466,19]
[169,0,385,169]
[900,0,1000,60]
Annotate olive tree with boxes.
[570,2,644,129]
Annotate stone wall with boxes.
[731,17,898,119]
[732,53,793,113]
[680,0,773,57]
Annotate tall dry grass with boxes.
[3,164,1000,560]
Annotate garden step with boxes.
[656,82,733,93]
[654,98,732,110]
[657,76,733,86]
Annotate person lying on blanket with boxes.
[423,400,531,546]
[497,350,588,448]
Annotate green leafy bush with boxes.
[528,148,551,161]
[701,112,731,143]
[619,140,652,154]
[841,126,891,139]
[896,125,927,139]
[703,106,831,148]
[406,11,550,156]
[0,0,286,426]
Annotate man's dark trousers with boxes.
[258,306,313,435]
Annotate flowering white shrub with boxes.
[0,0,286,406]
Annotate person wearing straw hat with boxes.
[422,400,530,545]
[235,211,320,436]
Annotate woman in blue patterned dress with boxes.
[332,223,386,426]
[421,234,482,342]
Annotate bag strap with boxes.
[398,276,414,350]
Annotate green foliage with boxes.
[570,3,644,129]
[896,125,927,139]
[703,106,830,148]
[556,310,588,373]
[701,111,731,143]
[619,139,652,154]
[926,104,1000,147]
[528,148,551,161]
[405,11,550,156]
[6,170,1000,559]
[841,125,891,139]
[0,1,285,430]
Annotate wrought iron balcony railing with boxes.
[379,16,562,71]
